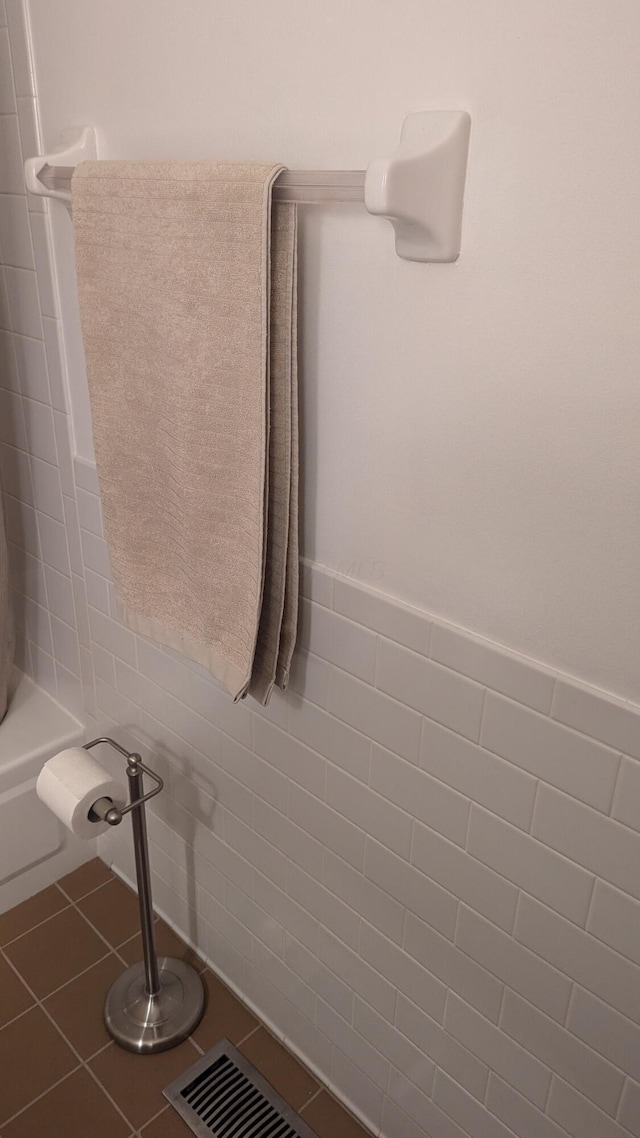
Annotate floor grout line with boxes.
[0,900,72,948]
[56,873,115,906]
[0,1002,35,1035]
[0,944,138,1135]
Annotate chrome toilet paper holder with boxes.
[84,736,204,1054]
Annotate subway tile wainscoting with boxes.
[0,2,640,1136]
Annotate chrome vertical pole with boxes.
[126,755,161,997]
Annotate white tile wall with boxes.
[0,2,87,712]
[3,6,640,1133]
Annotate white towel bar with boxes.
[24,112,471,262]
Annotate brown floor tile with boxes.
[89,1037,201,1131]
[57,857,114,901]
[301,1090,373,1137]
[120,918,203,973]
[0,1006,77,1125]
[239,1026,319,1112]
[78,876,142,947]
[0,953,34,1028]
[141,1104,195,1136]
[0,885,68,946]
[192,969,258,1051]
[44,953,124,1059]
[1,1067,131,1138]
[4,905,108,998]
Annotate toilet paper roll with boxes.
[36,747,126,838]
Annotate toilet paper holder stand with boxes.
[84,736,205,1054]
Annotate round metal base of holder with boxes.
[104,957,205,1054]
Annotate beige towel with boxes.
[72,161,298,704]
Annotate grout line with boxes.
[0,1002,35,1034]
[38,950,113,1001]
[298,1086,323,1113]
[0,1064,84,1130]
[55,873,115,904]
[0,899,72,948]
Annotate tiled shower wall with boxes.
[1,3,640,1137]
[0,0,90,720]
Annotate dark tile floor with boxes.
[0,859,370,1137]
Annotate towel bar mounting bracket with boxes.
[24,111,471,262]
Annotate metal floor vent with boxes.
[163,1038,318,1138]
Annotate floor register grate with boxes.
[164,1039,319,1138]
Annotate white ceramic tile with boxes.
[54,661,83,719]
[177,661,253,748]
[42,317,66,411]
[4,492,38,553]
[468,804,595,925]
[354,997,438,1094]
[552,678,640,761]
[253,940,316,1022]
[52,412,74,497]
[502,989,624,1115]
[0,388,26,447]
[618,1080,640,1136]
[317,997,391,1088]
[253,716,325,799]
[76,486,103,537]
[0,265,11,329]
[12,333,49,403]
[22,396,57,464]
[91,642,116,687]
[0,329,19,389]
[83,567,110,615]
[0,441,32,503]
[5,0,33,95]
[482,691,621,812]
[255,876,319,955]
[81,528,111,577]
[28,210,58,317]
[333,574,431,657]
[5,266,43,338]
[288,648,329,707]
[516,894,640,1028]
[254,797,323,879]
[0,115,23,193]
[43,563,75,626]
[23,595,51,652]
[285,934,352,1021]
[328,666,422,762]
[318,926,396,1021]
[0,3,7,28]
[74,456,100,494]
[587,879,640,966]
[16,95,39,164]
[36,511,70,574]
[532,783,640,903]
[359,922,447,1024]
[395,992,489,1101]
[299,558,334,607]
[224,811,287,890]
[329,1052,384,1134]
[434,1069,515,1138]
[611,756,640,834]
[30,643,56,696]
[323,849,404,944]
[0,194,32,266]
[365,836,458,940]
[30,456,64,521]
[456,905,573,1023]
[284,1004,333,1083]
[567,986,640,1083]
[547,1077,632,1138]
[328,765,412,859]
[486,1074,569,1138]
[288,698,371,783]
[71,573,90,649]
[420,716,538,831]
[411,820,519,932]
[225,880,284,958]
[288,782,365,871]
[88,606,137,665]
[371,742,470,846]
[50,614,80,675]
[298,597,376,682]
[404,911,503,1023]
[287,862,360,951]
[445,993,551,1109]
[430,622,554,714]
[386,1070,469,1138]
[377,637,485,742]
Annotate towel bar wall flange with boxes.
[24,112,471,262]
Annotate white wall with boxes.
[27,0,640,702]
